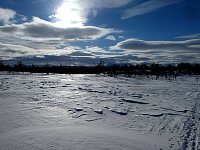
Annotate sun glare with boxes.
[54,1,85,28]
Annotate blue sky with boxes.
[0,0,200,65]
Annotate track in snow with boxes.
[0,73,199,149]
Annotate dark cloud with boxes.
[114,54,150,62]
[111,38,200,63]
[113,38,200,52]
[69,51,94,57]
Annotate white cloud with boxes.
[122,0,183,19]
[105,35,116,41]
[0,16,116,61]
[80,0,132,9]
[17,14,28,22]
[0,7,16,24]
[176,33,200,39]
[0,17,113,41]
[83,46,128,58]
[110,38,200,63]
[0,7,27,24]
[0,42,80,60]
[0,42,146,65]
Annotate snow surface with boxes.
[0,73,199,150]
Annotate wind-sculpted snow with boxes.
[0,73,199,149]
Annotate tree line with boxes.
[0,61,200,77]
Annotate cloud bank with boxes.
[0,16,115,62]
[111,38,200,63]
[0,17,113,41]
[113,38,200,52]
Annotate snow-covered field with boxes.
[0,73,199,150]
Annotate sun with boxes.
[53,1,85,28]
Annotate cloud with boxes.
[110,38,200,63]
[0,42,115,64]
[105,35,116,41]
[0,40,150,64]
[50,0,132,27]
[83,46,125,58]
[3,55,105,66]
[79,0,132,9]
[0,16,118,63]
[69,51,94,57]
[0,42,82,60]
[0,7,27,24]
[112,38,200,52]
[113,54,150,63]
[0,43,35,60]
[0,17,113,41]
[3,53,150,65]
[0,7,16,24]
[0,16,115,61]
[0,41,74,61]
[176,33,200,39]
[122,0,183,19]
